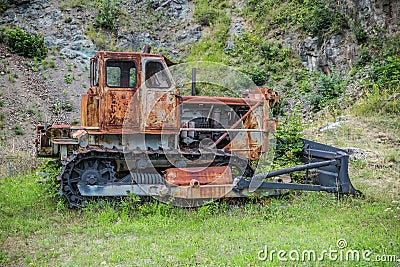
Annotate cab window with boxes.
[145,61,171,88]
[106,60,137,88]
[90,58,98,87]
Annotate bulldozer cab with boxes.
[82,51,180,133]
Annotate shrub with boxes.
[353,23,368,43]
[272,111,304,178]
[194,6,218,26]
[354,56,400,116]
[371,56,400,89]
[4,27,47,59]
[309,73,345,112]
[95,0,120,30]
[246,66,268,86]
[302,1,347,36]
[193,0,228,26]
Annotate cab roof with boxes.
[92,51,176,66]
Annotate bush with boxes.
[371,56,400,89]
[272,111,304,180]
[302,1,347,36]
[194,6,218,26]
[353,23,368,43]
[309,73,345,112]
[193,0,228,26]
[354,47,372,68]
[95,0,120,30]
[246,66,268,86]
[4,27,47,59]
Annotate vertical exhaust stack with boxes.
[142,44,151,53]
[191,68,196,96]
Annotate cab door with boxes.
[140,57,180,134]
[103,58,139,131]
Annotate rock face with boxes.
[113,0,197,57]
[346,0,400,36]
[284,0,399,75]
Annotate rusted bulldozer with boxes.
[35,50,359,207]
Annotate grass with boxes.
[0,178,398,266]
[0,147,399,266]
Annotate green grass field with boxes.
[0,113,399,267]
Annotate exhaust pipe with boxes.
[190,179,200,187]
[191,68,196,96]
[143,44,151,53]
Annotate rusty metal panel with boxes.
[81,94,88,126]
[165,166,232,186]
[87,95,99,127]
[169,184,235,199]
[104,90,134,128]
[141,90,180,133]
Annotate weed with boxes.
[354,46,372,68]
[86,24,107,49]
[63,102,73,112]
[352,21,368,43]
[246,66,268,86]
[71,118,80,126]
[12,125,24,135]
[64,74,72,84]
[352,52,400,115]
[64,17,72,23]
[59,0,87,10]
[53,102,61,114]
[303,1,347,36]
[7,73,16,82]
[48,58,56,68]
[197,201,219,217]
[41,59,48,70]
[193,2,219,26]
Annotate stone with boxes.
[318,121,342,133]
[3,10,18,22]
[346,148,367,161]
